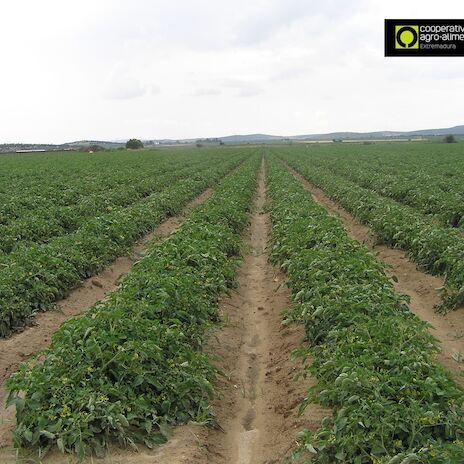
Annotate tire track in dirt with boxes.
[286,163,464,382]
[0,186,215,454]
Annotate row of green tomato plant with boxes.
[7,155,260,458]
[267,156,464,463]
[278,150,464,312]
[0,153,246,337]
[0,149,230,224]
[0,150,186,226]
[300,152,464,229]
[0,154,228,253]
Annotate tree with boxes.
[126,139,144,149]
[443,134,457,143]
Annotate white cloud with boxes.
[190,88,222,97]
[104,75,147,100]
[221,78,263,97]
[1,0,464,142]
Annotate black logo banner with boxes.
[385,19,464,56]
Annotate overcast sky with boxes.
[1,0,464,143]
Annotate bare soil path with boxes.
[287,164,464,382]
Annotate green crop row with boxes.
[281,142,464,200]
[266,156,464,463]
[303,154,464,229]
[279,152,464,312]
[0,149,220,216]
[0,153,246,337]
[7,155,260,459]
[0,150,183,225]
[0,155,227,253]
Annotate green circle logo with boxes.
[395,25,419,49]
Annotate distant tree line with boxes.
[195,138,224,146]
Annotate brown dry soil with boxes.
[0,161,328,463]
[287,165,464,383]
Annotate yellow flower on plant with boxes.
[60,404,71,418]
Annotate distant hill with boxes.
[0,143,74,154]
[143,125,464,144]
[291,125,464,141]
[68,140,125,149]
[218,134,286,143]
[2,125,464,153]
[405,125,464,137]
[0,140,124,154]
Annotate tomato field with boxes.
[278,144,464,312]
[0,148,246,336]
[0,143,463,464]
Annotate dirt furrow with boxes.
[286,164,464,382]
[0,187,214,454]
[199,159,326,464]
